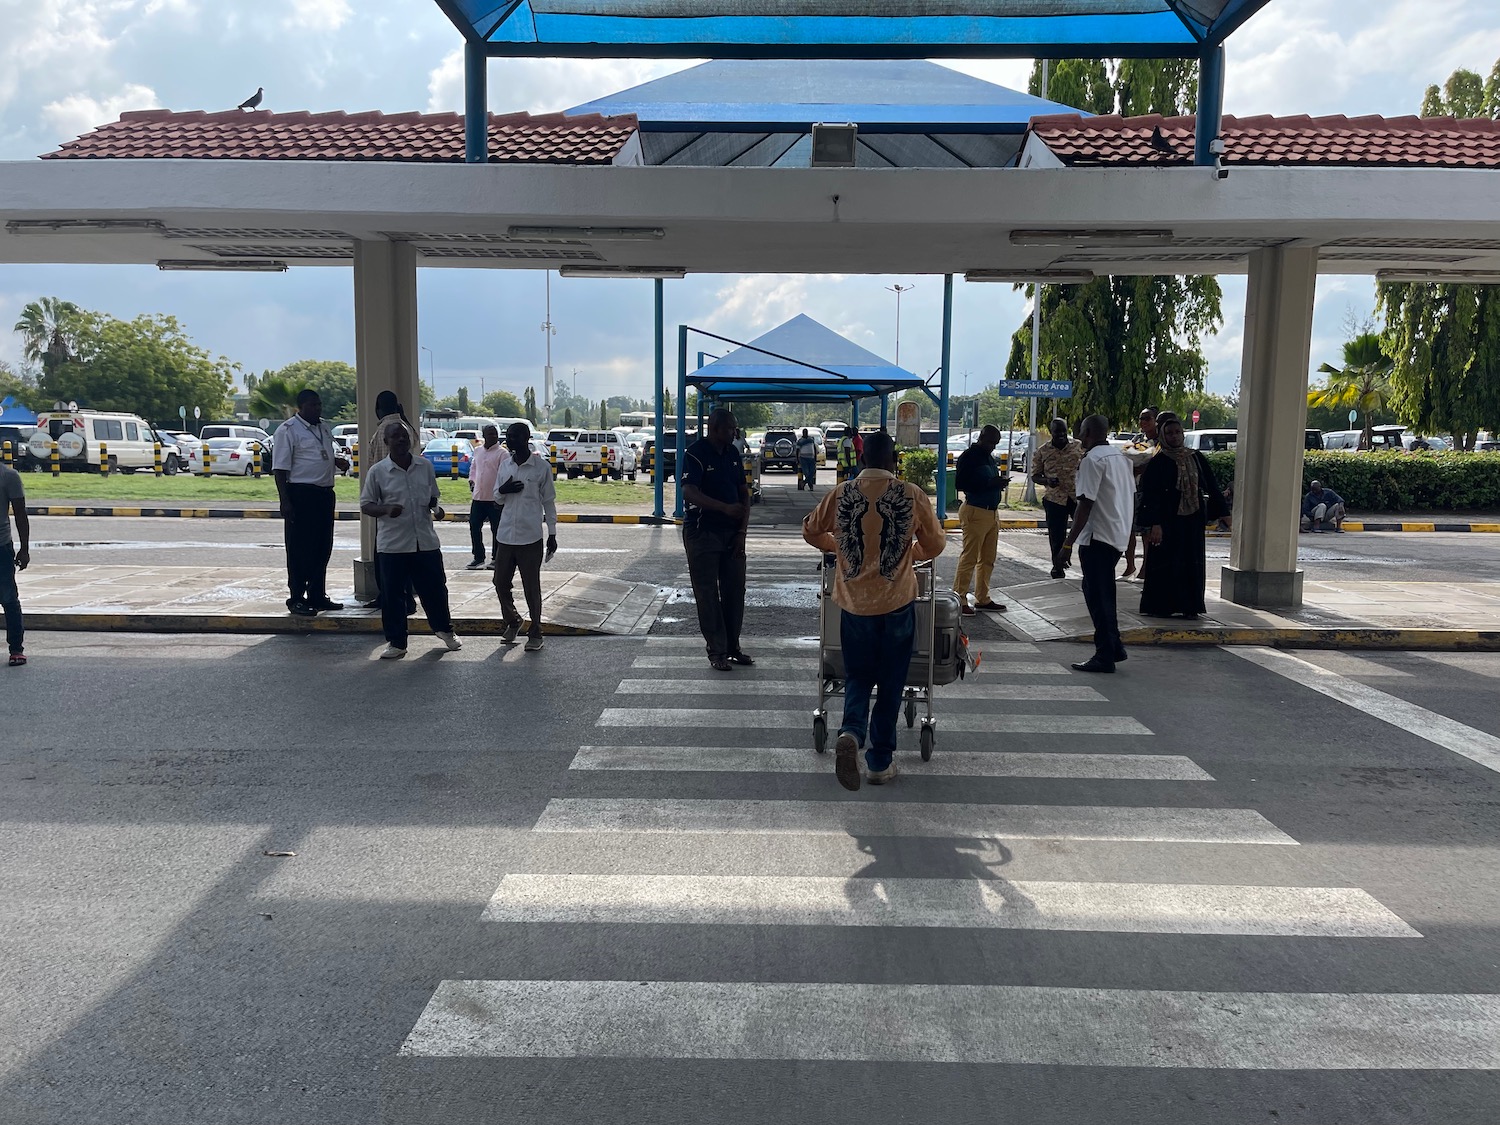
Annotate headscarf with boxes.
[1154,412,1201,516]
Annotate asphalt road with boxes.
[2,526,1499,1123]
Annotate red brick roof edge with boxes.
[42,108,641,165]
[1028,112,1500,169]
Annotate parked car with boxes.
[148,427,188,474]
[0,425,37,470]
[1182,429,1237,452]
[189,436,271,476]
[423,436,474,478]
[760,428,801,473]
[27,410,160,473]
[643,430,696,481]
[1322,429,1361,451]
[564,429,637,480]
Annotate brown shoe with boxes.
[835,733,861,791]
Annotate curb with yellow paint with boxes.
[1101,626,1500,651]
[26,611,606,638]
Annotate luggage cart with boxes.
[813,556,941,762]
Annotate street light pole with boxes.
[541,271,557,423]
[884,283,915,367]
[420,345,435,401]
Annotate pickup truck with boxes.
[562,429,637,480]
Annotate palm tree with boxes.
[250,376,301,420]
[13,297,83,376]
[1308,333,1395,450]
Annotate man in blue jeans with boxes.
[803,432,946,789]
[0,458,29,666]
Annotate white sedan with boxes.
[189,436,272,476]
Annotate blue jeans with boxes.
[839,602,915,772]
[800,457,817,487]
[0,542,23,654]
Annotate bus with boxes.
[618,411,680,433]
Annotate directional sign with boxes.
[997,380,1073,398]
[1348,409,1358,424]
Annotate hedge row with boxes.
[1203,451,1500,511]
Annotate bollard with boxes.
[50,440,60,477]
[99,441,109,476]
[351,446,359,480]
[252,444,262,478]
[204,445,214,474]
[600,446,610,483]
[449,443,458,480]
[153,441,162,477]
[645,447,655,482]
[549,444,558,479]
[1,441,10,468]
[743,455,752,492]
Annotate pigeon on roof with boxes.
[237,87,263,111]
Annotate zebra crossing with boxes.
[396,626,1497,1093]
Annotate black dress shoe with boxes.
[286,599,317,617]
[405,600,418,616]
[307,598,344,612]
[728,650,755,666]
[1113,648,1129,663]
[1071,657,1116,673]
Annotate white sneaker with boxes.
[866,762,898,785]
[379,643,407,660]
[435,630,462,652]
[524,634,545,652]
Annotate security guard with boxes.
[836,430,859,481]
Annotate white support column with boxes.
[1221,246,1317,608]
[353,239,420,601]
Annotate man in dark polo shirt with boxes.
[681,407,753,672]
[952,424,1009,616]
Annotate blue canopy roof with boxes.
[436,0,1274,58]
[0,397,36,426]
[691,314,926,402]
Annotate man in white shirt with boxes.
[272,389,349,616]
[358,422,462,659]
[492,422,558,651]
[1057,415,1135,673]
[466,424,509,570]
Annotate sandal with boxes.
[709,656,733,672]
[728,651,755,666]
[8,652,25,667]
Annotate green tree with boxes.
[457,386,470,412]
[13,297,84,380]
[40,310,233,423]
[0,360,44,412]
[564,407,573,427]
[1308,333,1395,450]
[1378,59,1500,450]
[524,386,538,423]
[1007,59,1223,425]
[599,400,608,428]
[270,360,357,420]
[250,376,301,420]
[1160,390,1236,429]
[480,389,523,417]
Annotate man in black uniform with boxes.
[681,407,753,672]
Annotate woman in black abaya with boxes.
[1137,412,1229,619]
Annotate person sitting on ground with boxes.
[803,431,946,790]
[1300,480,1346,533]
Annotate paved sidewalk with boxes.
[992,573,1500,649]
[18,564,666,637]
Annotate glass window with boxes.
[125,422,139,441]
[94,419,124,441]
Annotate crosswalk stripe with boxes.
[632,655,1069,674]
[569,745,1212,779]
[480,874,1418,937]
[614,679,1107,702]
[534,798,1294,844]
[642,636,1042,655]
[598,708,1151,735]
[400,980,1497,1067]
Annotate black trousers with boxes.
[1079,541,1123,662]
[284,484,335,602]
[1043,498,1077,564]
[469,500,500,563]
[683,521,746,659]
[378,550,452,647]
[493,538,544,635]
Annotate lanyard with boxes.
[299,417,326,449]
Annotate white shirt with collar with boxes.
[1074,442,1135,552]
[492,451,558,546]
[272,415,338,487]
[360,455,441,554]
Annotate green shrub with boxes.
[1202,450,1500,511]
[899,448,937,491]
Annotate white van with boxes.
[1181,429,1237,452]
[28,410,161,472]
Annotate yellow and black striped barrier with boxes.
[449,443,459,480]
[203,445,214,474]
[99,441,109,476]
[153,442,162,477]
[600,446,610,482]
[351,447,359,479]
[50,441,59,477]
[1,441,11,468]
[549,444,559,478]
[252,444,262,477]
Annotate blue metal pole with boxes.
[880,394,889,431]
[464,41,488,164]
[1195,45,1226,168]
[936,274,953,520]
[653,279,665,519]
[675,325,688,519]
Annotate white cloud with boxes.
[283,0,351,33]
[426,48,691,115]
[41,83,159,139]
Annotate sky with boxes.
[0,0,1497,408]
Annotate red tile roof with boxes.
[43,108,639,164]
[1028,113,1500,169]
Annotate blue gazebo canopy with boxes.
[692,314,926,403]
[0,397,37,426]
[435,0,1273,58]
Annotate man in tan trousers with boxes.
[952,425,1008,616]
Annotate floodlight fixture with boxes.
[157,259,289,272]
[1008,229,1176,247]
[811,122,858,168]
[1377,269,1500,284]
[558,266,685,279]
[965,269,1096,284]
[507,225,665,241]
[8,218,164,234]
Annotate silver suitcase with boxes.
[819,569,964,687]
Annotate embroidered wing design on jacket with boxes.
[834,481,869,579]
[874,480,915,580]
